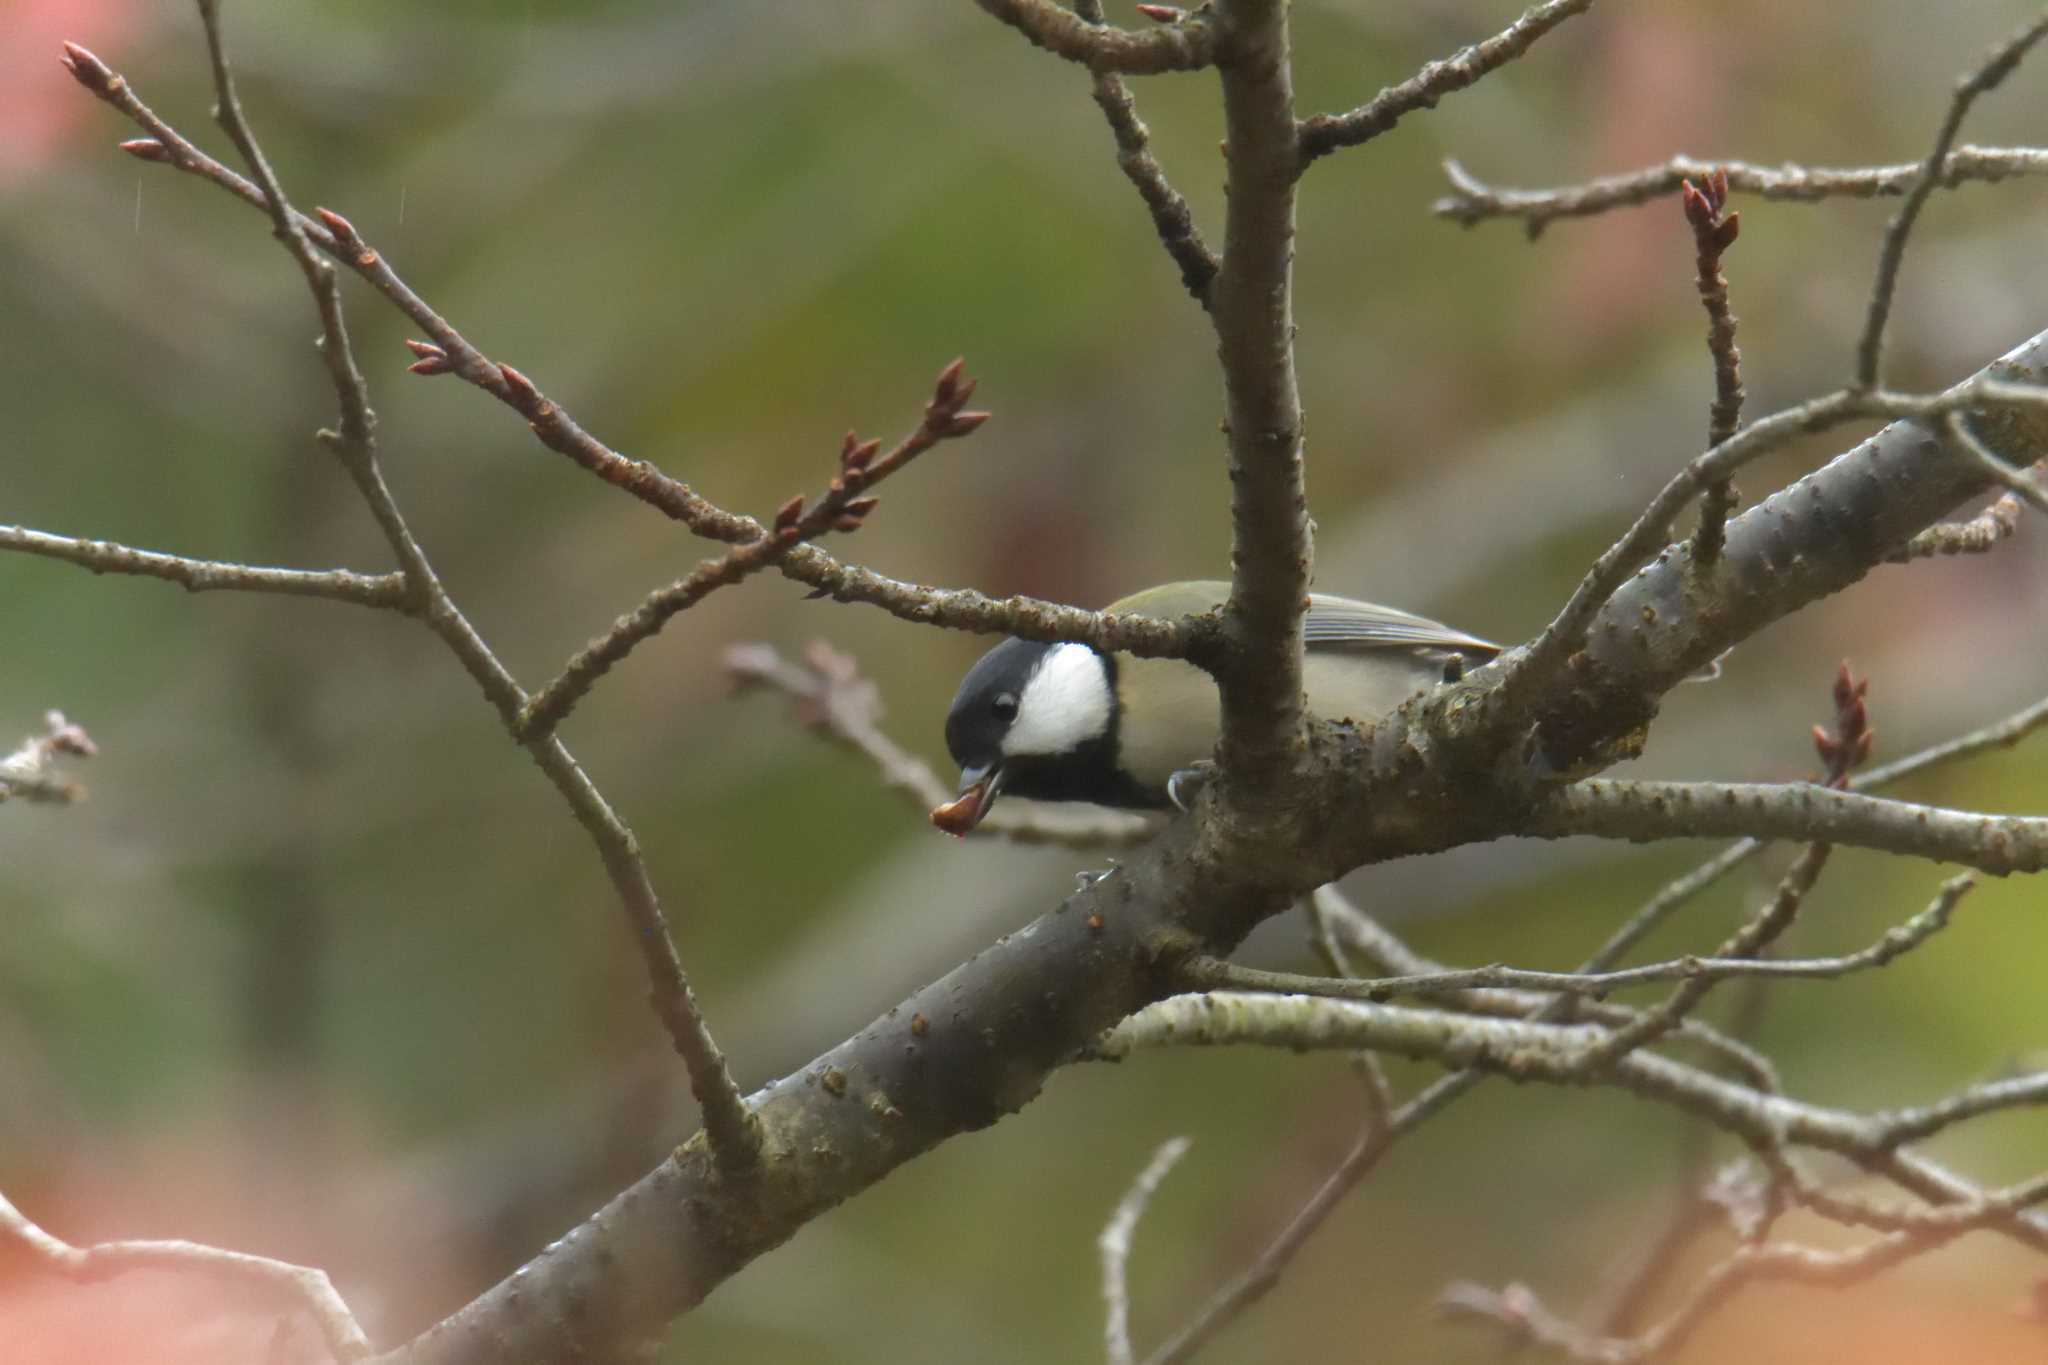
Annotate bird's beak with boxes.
[930,762,1004,837]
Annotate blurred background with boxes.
[5,1,2048,1361]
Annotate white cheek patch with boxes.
[1001,643,1113,757]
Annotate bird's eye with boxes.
[992,693,1019,722]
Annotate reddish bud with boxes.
[849,437,882,468]
[945,410,992,437]
[407,356,452,376]
[831,514,866,534]
[1715,211,1741,250]
[404,338,445,359]
[1135,3,1183,20]
[774,494,805,532]
[842,495,881,520]
[840,429,861,464]
[119,138,166,162]
[314,207,360,245]
[60,42,118,96]
[933,356,965,404]
[497,363,539,409]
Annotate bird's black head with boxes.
[933,637,1126,834]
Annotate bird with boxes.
[931,580,1499,835]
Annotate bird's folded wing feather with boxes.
[1303,594,1499,657]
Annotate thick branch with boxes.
[1208,0,1311,794]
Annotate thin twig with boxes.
[1073,0,1218,302]
[1183,876,1970,1004]
[0,523,409,607]
[60,43,1204,662]
[0,1190,372,1361]
[1940,411,2048,516]
[1102,1136,1193,1365]
[1585,686,2048,968]
[1495,377,2048,714]
[1888,487,2026,560]
[1854,11,2048,388]
[1297,0,1594,167]
[1679,169,1744,567]
[177,3,761,1168]
[516,361,991,739]
[1434,147,2048,236]
[1140,1074,1472,1365]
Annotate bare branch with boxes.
[1434,147,2048,236]
[1074,0,1219,302]
[1533,779,2048,875]
[0,524,407,608]
[1942,411,2048,517]
[975,0,1218,74]
[1141,1074,1473,1365]
[170,7,763,1170]
[1855,10,2048,387]
[60,45,1213,662]
[1101,1136,1193,1365]
[1297,0,1594,166]
[1678,169,1745,566]
[1587,685,2048,968]
[1495,374,2048,747]
[1888,488,2024,560]
[1186,874,1970,1003]
[1095,993,2048,1183]
[1207,0,1312,794]
[0,711,97,806]
[0,1189,371,1361]
[516,361,991,740]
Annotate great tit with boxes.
[932,580,1499,834]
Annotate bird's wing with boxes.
[1303,593,1500,657]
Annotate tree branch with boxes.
[974,0,1218,74]
[62,44,1212,662]
[515,361,990,740]
[0,524,408,608]
[1531,779,2048,875]
[177,5,761,1170]
[1100,1135,1192,1365]
[1297,0,1594,167]
[1207,0,1311,795]
[1434,147,2048,236]
[1854,10,2048,387]
[1185,874,1969,1003]
[1074,0,1219,302]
